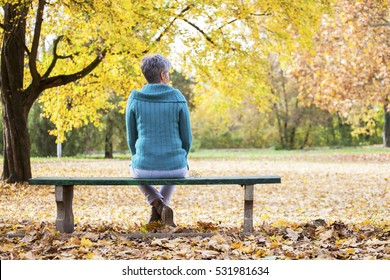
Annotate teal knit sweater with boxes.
[126,84,192,170]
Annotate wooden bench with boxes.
[28,176,281,233]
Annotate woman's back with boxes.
[126,84,192,171]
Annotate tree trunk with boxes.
[1,3,31,182]
[300,123,312,149]
[384,101,390,147]
[1,2,106,182]
[104,116,113,158]
[104,135,113,159]
[1,98,31,182]
[288,127,296,149]
[273,102,286,149]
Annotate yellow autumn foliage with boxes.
[2,0,332,141]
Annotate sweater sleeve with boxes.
[125,98,138,156]
[179,102,192,156]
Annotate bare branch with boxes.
[181,18,217,46]
[370,17,390,27]
[140,4,195,53]
[29,0,45,81]
[154,5,193,42]
[217,18,239,30]
[249,10,272,17]
[58,54,74,59]
[154,18,177,43]
[370,22,390,27]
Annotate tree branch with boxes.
[370,17,390,27]
[217,18,239,30]
[217,10,271,30]
[181,18,217,46]
[42,36,76,79]
[25,49,107,111]
[137,4,194,56]
[40,49,107,91]
[29,0,45,81]
[154,18,177,43]
[249,10,272,17]
[370,22,390,27]
[154,5,194,43]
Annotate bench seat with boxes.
[29,175,281,234]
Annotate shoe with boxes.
[154,199,176,227]
[148,207,161,223]
[161,205,176,227]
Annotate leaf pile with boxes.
[0,151,389,259]
[0,219,388,260]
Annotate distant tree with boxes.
[295,0,390,146]
[269,54,309,149]
[28,103,57,157]
[171,70,196,110]
[102,95,127,159]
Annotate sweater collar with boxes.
[131,84,186,103]
[140,84,173,93]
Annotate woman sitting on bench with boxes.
[125,54,192,227]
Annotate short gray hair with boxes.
[140,54,172,84]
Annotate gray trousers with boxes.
[131,166,188,205]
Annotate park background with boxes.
[0,0,389,260]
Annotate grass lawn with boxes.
[16,145,389,162]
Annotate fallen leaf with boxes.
[20,251,35,260]
[231,242,242,249]
[286,228,299,242]
[80,237,93,248]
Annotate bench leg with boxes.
[55,185,74,233]
[243,184,254,232]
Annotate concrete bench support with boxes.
[244,184,254,232]
[55,185,74,233]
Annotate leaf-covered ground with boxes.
[0,150,389,260]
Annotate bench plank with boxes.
[29,175,281,186]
